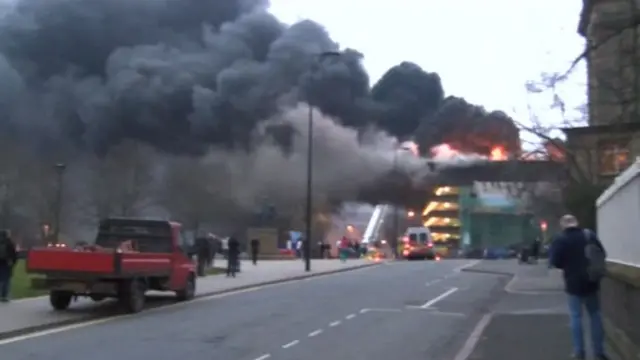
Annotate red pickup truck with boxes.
[26,218,197,313]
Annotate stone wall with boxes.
[584,0,640,125]
[602,262,640,360]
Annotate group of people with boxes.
[337,236,363,262]
[193,234,261,278]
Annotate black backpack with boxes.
[583,229,606,282]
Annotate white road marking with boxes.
[254,354,271,360]
[308,329,323,337]
[0,285,271,346]
[425,278,442,286]
[329,320,341,327]
[421,309,466,317]
[420,287,459,309]
[0,318,115,346]
[360,308,402,313]
[282,340,299,349]
[345,313,356,320]
[453,313,493,360]
[453,260,481,273]
[0,265,384,345]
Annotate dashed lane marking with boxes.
[360,308,402,313]
[254,354,271,360]
[345,313,356,320]
[282,340,299,349]
[329,320,341,327]
[420,287,459,309]
[308,329,323,337]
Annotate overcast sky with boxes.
[270,0,587,143]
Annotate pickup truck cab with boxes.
[26,218,196,313]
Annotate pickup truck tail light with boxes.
[47,243,67,248]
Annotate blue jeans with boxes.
[568,293,605,357]
[0,264,11,299]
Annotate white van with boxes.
[401,226,436,260]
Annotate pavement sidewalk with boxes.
[0,258,378,338]
[467,313,573,360]
[462,259,564,293]
[461,259,621,360]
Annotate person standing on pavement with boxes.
[0,230,17,302]
[250,238,260,265]
[295,238,303,258]
[530,237,541,264]
[338,236,350,262]
[206,234,216,268]
[195,235,211,277]
[549,214,608,360]
[226,235,240,277]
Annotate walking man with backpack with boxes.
[0,230,17,302]
[549,214,608,360]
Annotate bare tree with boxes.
[83,141,157,222]
[518,70,612,229]
[158,157,216,233]
[0,137,52,243]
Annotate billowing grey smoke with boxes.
[0,0,496,236]
[0,0,374,154]
[191,105,438,214]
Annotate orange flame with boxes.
[490,146,508,161]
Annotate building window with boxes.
[599,142,630,175]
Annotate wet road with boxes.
[1,260,507,360]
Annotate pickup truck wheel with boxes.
[50,291,73,311]
[176,274,196,301]
[119,280,145,313]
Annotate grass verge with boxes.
[205,266,226,275]
[10,260,47,299]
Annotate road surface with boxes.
[0,260,506,360]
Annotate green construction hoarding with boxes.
[459,183,540,250]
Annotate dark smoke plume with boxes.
[0,0,519,156]
[370,62,444,139]
[0,0,368,154]
[0,0,520,224]
[414,96,521,155]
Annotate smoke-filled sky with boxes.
[270,0,587,144]
[0,0,590,220]
[0,0,583,158]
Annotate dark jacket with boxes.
[195,237,211,256]
[250,239,259,253]
[228,237,240,257]
[549,227,606,296]
[0,236,17,268]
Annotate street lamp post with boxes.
[52,163,66,244]
[304,50,342,272]
[391,150,399,258]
